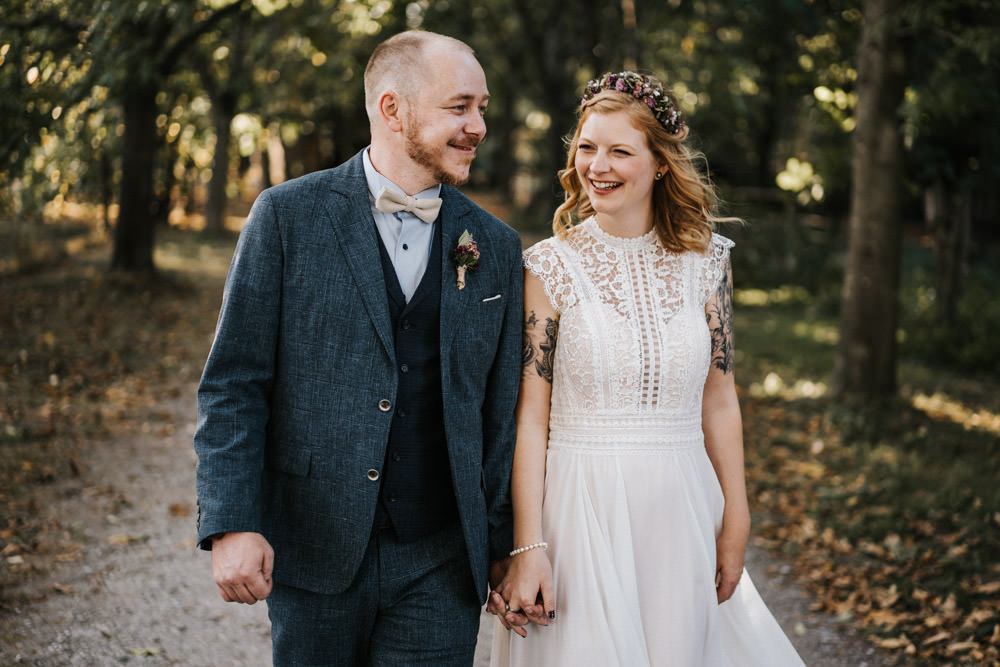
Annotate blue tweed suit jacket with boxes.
[194,150,522,599]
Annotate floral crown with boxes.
[581,71,684,135]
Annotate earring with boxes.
[655,171,663,180]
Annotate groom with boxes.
[194,30,523,665]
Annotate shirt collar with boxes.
[362,147,442,206]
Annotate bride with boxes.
[489,71,805,666]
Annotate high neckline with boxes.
[584,216,658,249]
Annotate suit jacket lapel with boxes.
[438,189,475,353]
[323,153,396,363]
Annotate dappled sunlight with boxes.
[748,371,829,399]
[153,238,233,280]
[792,320,838,345]
[735,286,811,307]
[735,295,838,348]
[911,392,1000,436]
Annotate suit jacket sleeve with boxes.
[194,190,283,547]
[481,230,523,562]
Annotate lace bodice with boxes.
[524,217,732,423]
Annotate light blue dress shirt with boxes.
[362,148,441,302]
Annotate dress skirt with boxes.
[490,413,805,666]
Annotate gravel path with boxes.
[0,384,895,666]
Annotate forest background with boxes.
[2,0,999,664]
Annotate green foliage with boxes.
[900,0,1000,198]
[900,257,1000,378]
[722,202,844,311]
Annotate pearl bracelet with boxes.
[509,541,548,557]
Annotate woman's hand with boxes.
[715,509,750,603]
[493,548,556,633]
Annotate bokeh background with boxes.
[2,1,999,663]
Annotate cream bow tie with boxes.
[374,187,442,223]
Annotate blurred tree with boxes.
[833,0,907,396]
[195,10,252,236]
[3,0,252,273]
[103,1,249,270]
[900,0,1000,324]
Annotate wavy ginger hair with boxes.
[553,88,728,254]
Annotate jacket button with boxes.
[378,399,391,412]
[400,364,409,373]
[367,469,380,481]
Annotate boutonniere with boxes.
[450,229,481,290]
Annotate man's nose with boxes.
[465,111,486,139]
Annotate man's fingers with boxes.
[504,615,528,638]
[211,532,275,604]
[246,571,272,601]
[521,603,549,626]
[487,590,507,616]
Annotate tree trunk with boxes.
[621,0,638,71]
[925,179,971,324]
[204,95,235,235]
[832,0,907,397]
[111,81,158,273]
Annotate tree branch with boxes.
[159,0,249,77]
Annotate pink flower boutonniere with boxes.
[450,229,480,290]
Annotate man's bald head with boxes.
[364,31,476,120]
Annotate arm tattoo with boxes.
[522,312,538,369]
[537,318,558,382]
[522,309,559,383]
[706,265,734,374]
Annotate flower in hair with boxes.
[582,71,684,135]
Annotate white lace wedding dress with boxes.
[491,217,804,666]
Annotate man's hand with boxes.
[211,532,274,604]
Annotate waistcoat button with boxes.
[378,399,391,412]
[367,469,380,481]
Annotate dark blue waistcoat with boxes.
[374,222,459,542]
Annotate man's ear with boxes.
[379,91,404,133]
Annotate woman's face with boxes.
[574,109,664,227]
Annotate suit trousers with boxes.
[267,522,481,666]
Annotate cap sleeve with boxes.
[699,233,734,306]
[523,239,575,314]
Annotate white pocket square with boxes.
[481,294,502,302]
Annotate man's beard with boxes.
[404,120,477,187]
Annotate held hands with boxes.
[489,548,556,636]
[211,531,274,604]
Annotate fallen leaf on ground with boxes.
[168,503,190,517]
